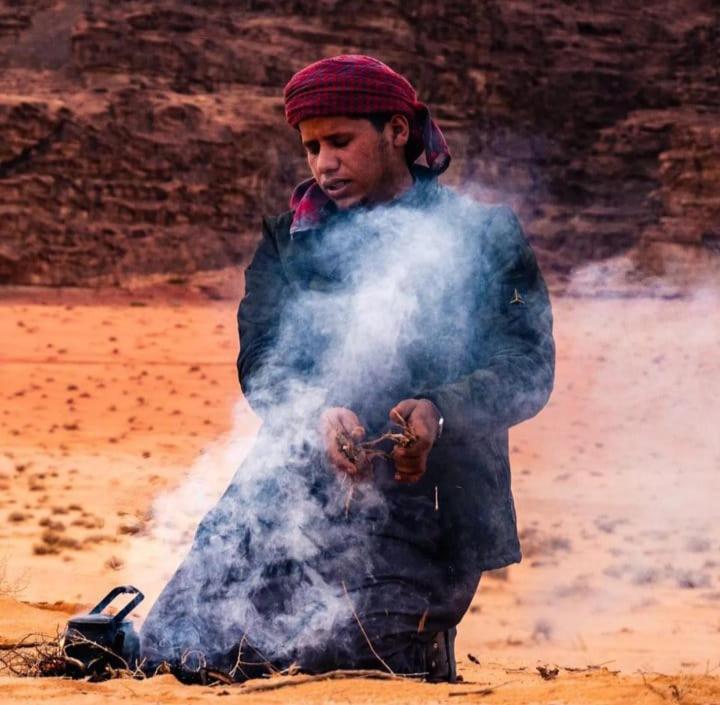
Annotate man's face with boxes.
[298,115,405,209]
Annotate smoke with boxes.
[120,410,259,618]
[135,187,500,672]
[501,261,720,666]
[124,189,719,673]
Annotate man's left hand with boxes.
[388,398,442,483]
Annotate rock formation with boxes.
[0,0,718,285]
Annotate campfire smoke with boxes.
[133,190,537,671]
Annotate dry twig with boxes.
[337,413,418,515]
[563,660,619,675]
[417,608,429,634]
[337,412,418,471]
[341,581,395,675]
[0,629,148,681]
[0,641,46,651]
[449,679,516,697]
[237,668,414,694]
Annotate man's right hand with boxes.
[318,407,367,477]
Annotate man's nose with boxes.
[316,146,340,175]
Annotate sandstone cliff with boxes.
[0,0,718,285]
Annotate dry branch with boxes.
[0,630,146,681]
[449,679,516,697]
[237,668,414,694]
[341,580,395,676]
[337,413,419,515]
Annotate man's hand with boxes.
[318,407,368,477]
[388,399,442,483]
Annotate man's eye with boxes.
[331,138,350,148]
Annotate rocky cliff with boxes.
[0,0,718,285]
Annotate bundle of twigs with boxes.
[337,410,417,468]
[0,631,148,681]
[0,631,276,686]
[0,633,69,678]
[337,410,418,515]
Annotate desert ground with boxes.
[0,275,719,703]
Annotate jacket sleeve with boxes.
[237,217,292,419]
[416,206,555,441]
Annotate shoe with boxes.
[424,627,457,683]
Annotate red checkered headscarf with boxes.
[284,54,451,233]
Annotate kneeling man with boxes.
[140,54,555,683]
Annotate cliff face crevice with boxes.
[0,0,717,285]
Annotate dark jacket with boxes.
[236,172,555,573]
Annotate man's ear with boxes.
[388,114,410,147]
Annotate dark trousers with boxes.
[140,439,482,681]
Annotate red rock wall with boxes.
[0,0,718,285]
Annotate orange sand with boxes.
[0,282,718,703]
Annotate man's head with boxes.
[298,113,411,209]
[284,55,451,210]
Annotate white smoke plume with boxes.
[131,188,527,672]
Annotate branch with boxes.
[238,668,416,694]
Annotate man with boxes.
[140,55,555,683]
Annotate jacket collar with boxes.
[289,165,440,239]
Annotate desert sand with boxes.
[1,278,719,703]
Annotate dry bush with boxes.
[7,512,29,523]
[0,557,28,597]
[0,632,148,682]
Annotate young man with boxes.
[140,55,555,682]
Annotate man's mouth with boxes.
[322,179,352,198]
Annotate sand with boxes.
[0,281,719,703]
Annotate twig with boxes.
[229,634,248,681]
[390,409,407,428]
[276,662,301,677]
[337,416,418,517]
[210,639,280,682]
[449,679,516,697]
[238,668,414,694]
[205,669,234,685]
[337,417,416,472]
[358,432,408,450]
[0,641,47,651]
[65,628,134,673]
[390,410,418,444]
[417,608,429,634]
[344,482,355,518]
[564,660,619,674]
[237,641,280,677]
[0,628,149,681]
[341,581,395,675]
